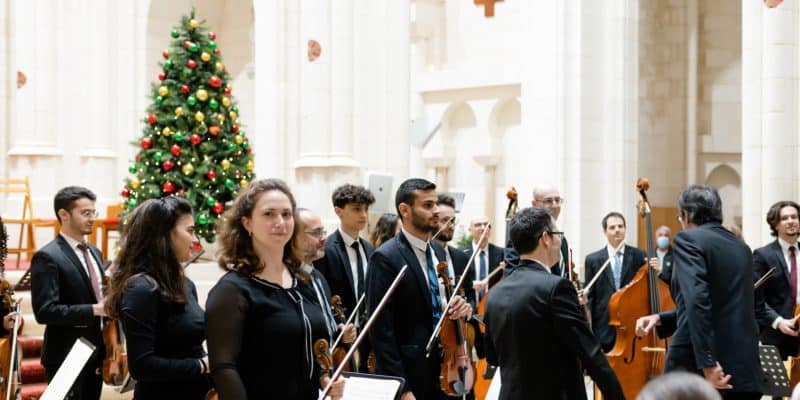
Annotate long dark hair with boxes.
[106,197,193,319]
[216,178,307,282]
[370,213,399,248]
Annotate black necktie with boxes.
[351,241,364,297]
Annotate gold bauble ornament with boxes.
[195,111,205,122]
[175,107,184,116]
[130,178,141,189]
[196,89,209,102]
[162,126,172,136]
[221,97,231,107]
[201,52,211,62]
[240,179,249,188]
[221,159,231,170]
[182,163,195,175]
[216,114,225,123]
[216,62,225,72]
[158,86,168,96]
[189,19,199,29]
[229,111,238,119]
[234,135,244,145]
[246,160,255,171]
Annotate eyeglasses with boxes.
[536,197,565,206]
[304,228,327,239]
[76,209,99,218]
[548,231,565,239]
[675,213,683,223]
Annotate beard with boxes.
[411,211,437,234]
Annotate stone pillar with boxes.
[742,0,798,245]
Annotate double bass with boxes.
[436,262,476,396]
[604,178,675,399]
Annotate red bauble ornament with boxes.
[223,86,231,95]
[121,188,130,198]
[158,72,166,81]
[180,85,190,94]
[190,133,202,145]
[208,126,221,136]
[231,124,239,133]
[212,202,224,214]
[170,144,181,156]
[162,160,174,171]
[141,137,153,149]
[208,31,217,40]
[209,76,222,88]
[245,147,252,154]
[206,170,217,180]
[148,114,156,125]
[162,49,169,59]
[214,49,221,55]
[183,41,191,49]
[163,181,175,193]
[187,59,197,69]
[135,155,142,162]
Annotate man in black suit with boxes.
[636,185,763,399]
[31,186,106,400]
[752,200,800,360]
[460,217,504,304]
[654,225,675,285]
[582,211,647,352]
[503,185,570,278]
[315,184,375,372]
[366,178,472,400]
[484,207,624,400]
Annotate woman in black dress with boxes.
[106,197,210,399]
[205,179,345,399]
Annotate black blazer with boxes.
[365,232,448,399]
[484,259,624,400]
[460,243,505,293]
[583,244,647,352]
[31,235,106,369]
[659,223,763,394]
[657,248,675,286]
[315,230,375,319]
[753,240,798,358]
[504,236,570,278]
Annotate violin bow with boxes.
[425,223,491,357]
[329,293,366,355]
[318,265,409,400]
[582,241,626,295]
[431,216,456,242]
[754,266,776,290]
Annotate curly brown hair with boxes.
[216,178,308,282]
[105,197,193,319]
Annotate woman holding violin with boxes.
[105,197,211,400]
[205,179,345,399]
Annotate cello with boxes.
[436,262,477,396]
[604,178,675,399]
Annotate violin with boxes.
[436,262,476,396]
[0,279,21,400]
[101,274,128,386]
[329,295,359,372]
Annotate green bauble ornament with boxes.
[208,41,217,50]
[242,142,249,150]
[128,199,139,208]
[170,29,179,38]
[197,214,209,224]
[174,131,185,142]
[206,197,216,207]
[164,59,174,69]
[232,106,239,113]
[224,179,235,189]
[188,42,199,53]
[187,96,197,106]
[154,151,163,161]
[128,165,137,174]
[156,96,164,105]
[227,143,236,151]
[209,99,219,109]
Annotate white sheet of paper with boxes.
[485,367,501,400]
[40,338,96,400]
[341,375,402,400]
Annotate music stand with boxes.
[759,344,792,397]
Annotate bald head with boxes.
[293,208,326,263]
[532,185,562,220]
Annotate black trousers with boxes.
[720,391,761,400]
[45,362,103,400]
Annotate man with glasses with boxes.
[484,207,624,400]
[460,217,505,302]
[583,211,647,352]
[315,183,375,372]
[504,185,571,278]
[31,186,106,400]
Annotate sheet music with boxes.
[40,338,96,400]
[319,372,403,400]
[485,367,501,400]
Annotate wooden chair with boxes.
[0,177,57,269]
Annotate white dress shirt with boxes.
[60,233,104,295]
[339,229,368,298]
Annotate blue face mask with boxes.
[657,236,669,249]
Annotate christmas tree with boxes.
[122,10,254,242]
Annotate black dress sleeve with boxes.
[205,278,248,400]
[120,276,202,381]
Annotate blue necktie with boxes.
[612,251,623,289]
[478,250,487,300]
[425,244,442,329]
